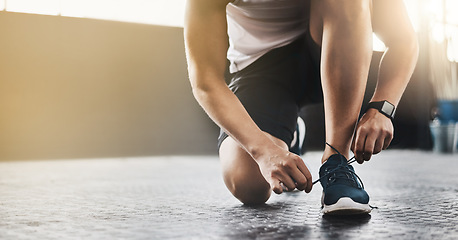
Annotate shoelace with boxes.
[311,143,364,189]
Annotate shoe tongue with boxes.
[325,154,356,186]
[325,154,347,166]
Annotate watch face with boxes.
[381,101,395,116]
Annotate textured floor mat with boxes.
[0,151,457,239]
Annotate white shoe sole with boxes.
[322,197,372,215]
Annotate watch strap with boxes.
[366,101,396,120]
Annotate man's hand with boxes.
[351,108,394,163]
[255,144,313,194]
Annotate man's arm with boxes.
[184,0,271,162]
[184,0,312,193]
[371,0,419,105]
[352,0,419,162]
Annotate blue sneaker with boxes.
[316,148,371,215]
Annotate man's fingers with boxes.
[264,152,317,195]
[351,135,357,153]
[290,167,311,192]
[373,138,384,154]
[374,125,393,154]
[304,176,313,193]
[272,180,283,194]
[276,171,296,192]
[290,170,307,191]
[354,132,366,164]
[383,133,393,150]
[294,158,313,192]
[352,110,394,163]
[363,134,378,161]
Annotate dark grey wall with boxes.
[0,12,219,161]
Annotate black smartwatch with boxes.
[366,100,396,120]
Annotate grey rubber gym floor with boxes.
[1,150,457,239]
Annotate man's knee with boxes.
[219,137,273,205]
[223,170,271,205]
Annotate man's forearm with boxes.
[371,39,419,106]
[370,0,420,106]
[184,0,276,159]
[191,78,275,159]
[371,41,418,106]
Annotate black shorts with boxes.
[217,32,323,149]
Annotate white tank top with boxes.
[226,0,309,73]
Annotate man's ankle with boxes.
[321,144,350,164]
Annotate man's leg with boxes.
[310,0,373,162]
[309,0,373,215]
[219,133,290,205]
